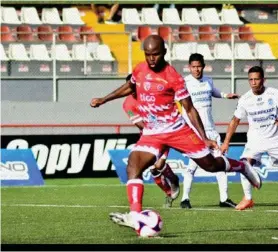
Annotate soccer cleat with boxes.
[180,199,192,209]
[241,160,262,189]
[163,195,173,208]
[109,212,135,228]
[169,175,180,200]
[235,197,254,210]
[219,198,237,208]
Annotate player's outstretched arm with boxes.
[90,81,134,107]
[212,86,240,99]
[180,97,218,149]
[221,116,241,154]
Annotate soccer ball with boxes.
[134,209,163,237]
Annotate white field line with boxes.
[1,203,278,213]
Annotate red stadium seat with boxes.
[198,25,217,42]
[38,25,53,41]
[1,26,16,42]
[178,26,195,42]
[58,25,79,42]
[80,26,100,42]
[137,26,152,41]
[238,26,256,41]
[17,25,35,41]
[158,26,174,42]
[219,25,233,41]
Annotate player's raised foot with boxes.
[170,175,180,200]
[163,195,173,208]
[219,198,237,208]
[180,199,192,209]
[235,197,254,211]
[109,212,135,228]
[241,160,262,189]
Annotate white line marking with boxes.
[272,237,278,240]
[1,184,126,189]
[1,203,277,213]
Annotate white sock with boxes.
[216,172,228,202]
[240,173,252,200]
[181,160,197,201]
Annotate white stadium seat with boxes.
[2,7,21,24]
[42,8,63,25]
[197,44,215,60]
[234,43,255,59]
[214,43,232,60]
[95,44,115,61]
[0,44,9,61]
[164,43,171,61]
[21,7,42,25]
[141,8,163,25]
[72,44,94,61]
[8,43,30,61]
[121,8,142,25]
[221,8,243,25]
[201,8,222,25]
[62,7,84,25]
[181,8,203,25]
[30,44,51,61]
[162,8,182,25]
[172,43,197,61]
[254,43,276,59]
[51,44,72,61]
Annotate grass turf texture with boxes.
[1,178,278,245]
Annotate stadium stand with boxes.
[1,25,16,42]
[234,43,255,59]
[158,26,174,42]
[254,42,276,59]
[37,25,54,41]
[94,44,115,61]
[41,8,63,25]
[218,25,233,41]
[201,8,222,25]
[29,44,51,61]
[178,25,196,42]
[214,43,233,60]
[62,7,85,25]
[162,8,182,25]
[198,25,218,41]
[2,7,21,25]
[137,26,152,41]
[0,44,9,61]
[17,25,36,42]
[51,44,72,61]
[8,43,30,61]
[80,26,100,42]
[141,8,163,25]
[58,25,80,42]
[121,8,142,25]
[72,44,94,61]
[172,43,197,61]
[220,8,243,25]
[21,7,42,25]
[181,8,203,25]
[238,26,256,41]
[196,44,215,60]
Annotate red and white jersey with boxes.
[131,62,189,135]
[122,95,143,124]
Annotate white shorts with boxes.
[240,138,278,162]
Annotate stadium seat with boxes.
[21,7,42,25]
[72,44,94,61]
[42,8,63,25]
[141,8,163,25]
[181,8,203,25]
[8,43,30,61]
[86,42,100,57]
[221,8,243,25]
[178,26,196,42]
[219,25,233,41]
[58,26,79,42]
[214,43,232,59]
[38,25,54,41]
[164,43,171,61]
[238,26,256,41]
[62,7,84,25]
[2,7,21,24]
[95,44,115,61]
[234,43,255,59]
[197,44,215,60]
[172,43,197,60]
[17,25,35,42]
[1,26,16,42]
[137,26,153,41]
[51,44,72,61]
[80,26,100,42]
[162,8,182,25]
[254,43,276,59]
[158,26,174,42]
[121,8,142,25]
[0,44,9,61]
[30,44,51,61]
[198,26,218,41]
[201,8,222,25]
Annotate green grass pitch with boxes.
[1,178,278,245]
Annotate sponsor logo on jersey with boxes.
[157,84,164,91]
[143,82,151,91]
[140,93,155,102]
[268,98,274,106]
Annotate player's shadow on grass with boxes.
[254,202,278,207]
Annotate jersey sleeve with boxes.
[122,96,143,124]
[234,98,247,119]
[169,68,190,101]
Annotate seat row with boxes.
[0,43,115,61]
[122,7,243,25]
[1,7,84,25]
[1,25,100,42]
[169,42,276,61]
[137,25,256,42]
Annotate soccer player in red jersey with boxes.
[91,35,261,230]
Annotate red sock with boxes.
[153,174,171,196]
[160,163,177,184]
[227,158,245,172]
[126,179,144,212]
